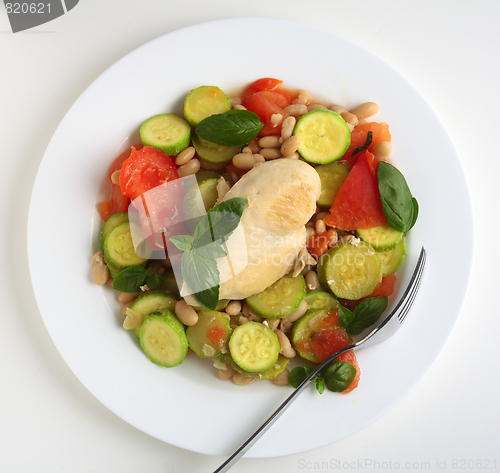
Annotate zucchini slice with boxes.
[246,273,306,319]
[229,322,280,372]
[218,354,289,380]
[138,310,188,367]
[140,113,191,156]
[357,223,403,251]
[378,238,406,277]
[184,85,231,126]
[192,133,240,165]
[129,290,178,337]
[293,110,351,164]
[304,291,338,311]
[315,162,349,208]
[104,222,151,269]
[292,308,339,363]
[186,310,231,357]
[100,212,129,250]
[317,240,381,300]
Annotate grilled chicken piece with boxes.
[216,159,321,300]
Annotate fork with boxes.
[214,246,426,473]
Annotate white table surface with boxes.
[1,1,499,472]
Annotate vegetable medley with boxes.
[90,78,418,394]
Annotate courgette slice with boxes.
[192,133,240,165]
[378,238,406,277]
[104,222,151,269]
[315,162,349,208]
[229,322,280,372]
[184,85,231,126]
[317,240,381,300]
[100,212,129,250]
[182,170,220,230]
[246,273,306,319]
[218,354,289,380]
[304,291,338,311]
[186,310,231,357]
[292,308,339,363]
[357,223,403,251]
[129,290,178,337]
[293,110,351,164]
[140,113,191,156]
[138,310,188,367]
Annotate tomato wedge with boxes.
[242,78,296,136]
[97,144,143,222]
[325,151,387,231]
[119,146,179,201]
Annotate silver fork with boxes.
[214,246,426,473]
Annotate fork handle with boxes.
[213,344,354,473]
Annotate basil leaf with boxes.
[147,272,164,290]
[194,241,227,260]
[288,366,309,389]
[323,360,357,392]
[338,303,356,330]
[169,234,194,252]
[181,251,220,310]
[196,109,264,147]
[378,161,419,233]
[348,296,388,335]
[351,130,373,156]
[315,377,325,395]
[113,265,148,293]
[193,197,247,247]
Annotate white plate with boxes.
[28,18,473,458]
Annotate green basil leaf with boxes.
[351,130,373,156]
[113,265,148,293]
[338,303,356,330]
[288,366,309,389]
[348,296,388,335]
[193,197,247,247]
[409,196,419,233]
[169,234,194,252]
[378,161,418,233]
[196,109,264,146]
[147,272,164,290]
[193,241,227,259]
[323,360,357,392]
[181,251,220,310]
[315,377,325,395]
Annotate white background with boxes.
[1,1,499,472]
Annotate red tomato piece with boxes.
[97,144,143,221]
[242,78,296,136]
[324,151,387,231]
[338,122,392,170]
[310,326,351,363]
[206,326,228,348]
[307,229,338,259]
[336,350,360,393]
[369,274,397,298]
[119,146,179,201]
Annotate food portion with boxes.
[91,78,418,394]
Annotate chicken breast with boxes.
[216,159,321,300]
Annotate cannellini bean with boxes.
[281,116,296,140]
[293,90,312,105]
[232,153,255,170]
[280,135,300,157]
[284,104,308,117]
[272,369,291,386]
[259,147,282,160]
[258,136,281,148]
[372,141,392,160]
[232,373,255,386]
[217,365,236,380]
[307,103,328,112]
[350,102,379,120]
[178,158,200,177]
[276,330,296,358]
[111,170,121,185]
[175,146,195,166]
[330,104,347,114]
[118,291,140,304]
[284,300,308,324]
[315,219,326,234]
[175,300,199,326]
[225,300,242,316]
[341,111,359,126]
[90,250,109,285]
[305,270,321,292]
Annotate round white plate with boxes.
[28,18,473,458]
